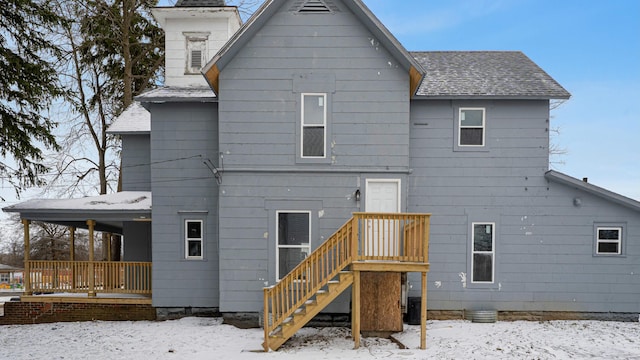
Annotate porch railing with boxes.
[26,260,152,295]
[353,212,430,263]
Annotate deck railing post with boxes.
[263,287,269,352]
[87,220,96,297]
[350,215,359,261]
[423,216,430,263]
[22,219,32,295]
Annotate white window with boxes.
[459,108,485,146]
[185,220,203,259]
[185,33,208,74]
[0,273,9,283]
[301,93,326,158]
[276,211,311,280]
[471,223,495,283]
[596,227,622,255]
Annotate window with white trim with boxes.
[459,108,485,146]
[185,33,208,74]
[0,273,9,283]
[596,227,622,255]
[276,211,311,280]
[471,222,495,283]
[301,93,327,158]
[185,220,203,259]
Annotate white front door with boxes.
[365,179,401,256]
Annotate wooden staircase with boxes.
[262,213,430,352]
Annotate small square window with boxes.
[596,227,622,255]
[185,220,203,259]
[459,108,485,146]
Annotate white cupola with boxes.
[152,0,242,87]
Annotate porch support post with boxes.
[352,270,361,349]
[106,232,112,261]
[420,271,427,350]
[22,219,31,295]
[69,227,76,290]
[87,220,96,297]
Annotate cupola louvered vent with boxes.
[289,0,339,13]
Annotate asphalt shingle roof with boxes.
[412,51,570,99]
[175,0,226,7]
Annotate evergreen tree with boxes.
[0,0,65,195]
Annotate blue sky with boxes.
[362,0,640,200]
[1,0,638,218]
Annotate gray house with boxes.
[4,0,639,348]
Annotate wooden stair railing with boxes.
[262,213,431,352]
[263,218,355,351]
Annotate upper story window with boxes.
[596,226,622,255]
[276,211,311,280]
[301,93,327,158]
[459,108,485,147]
[471,222,495,283]
[184,32,209,74]
[185,219,203,260]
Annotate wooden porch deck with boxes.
[263,212,430,351]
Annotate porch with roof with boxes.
[2,192,153,305]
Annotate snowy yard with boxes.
[0,316,639,359]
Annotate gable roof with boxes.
[412,51,571,99]
[202,0,425,95]
[175,0,226,6]
[545,170,640,212]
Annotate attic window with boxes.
[184,32,209,74]
[290,0,339,13]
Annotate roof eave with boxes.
[412,94,572,100]
[545,170,640,212]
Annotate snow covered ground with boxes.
[0,317,639,359]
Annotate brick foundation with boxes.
[0,301,156,325]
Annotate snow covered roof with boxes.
[2,191,152,234]
[0,264,22,272]
[107,102,150,134]
[135,87,216,103]
[3,191,151,213]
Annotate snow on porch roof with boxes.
[2,191,151,214]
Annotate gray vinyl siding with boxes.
[408,99,640,313]
[121,134,151,191]
[216,0,411,312]
[149,102,220,308]
[218,0,410,171]
[218,172,365,312]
